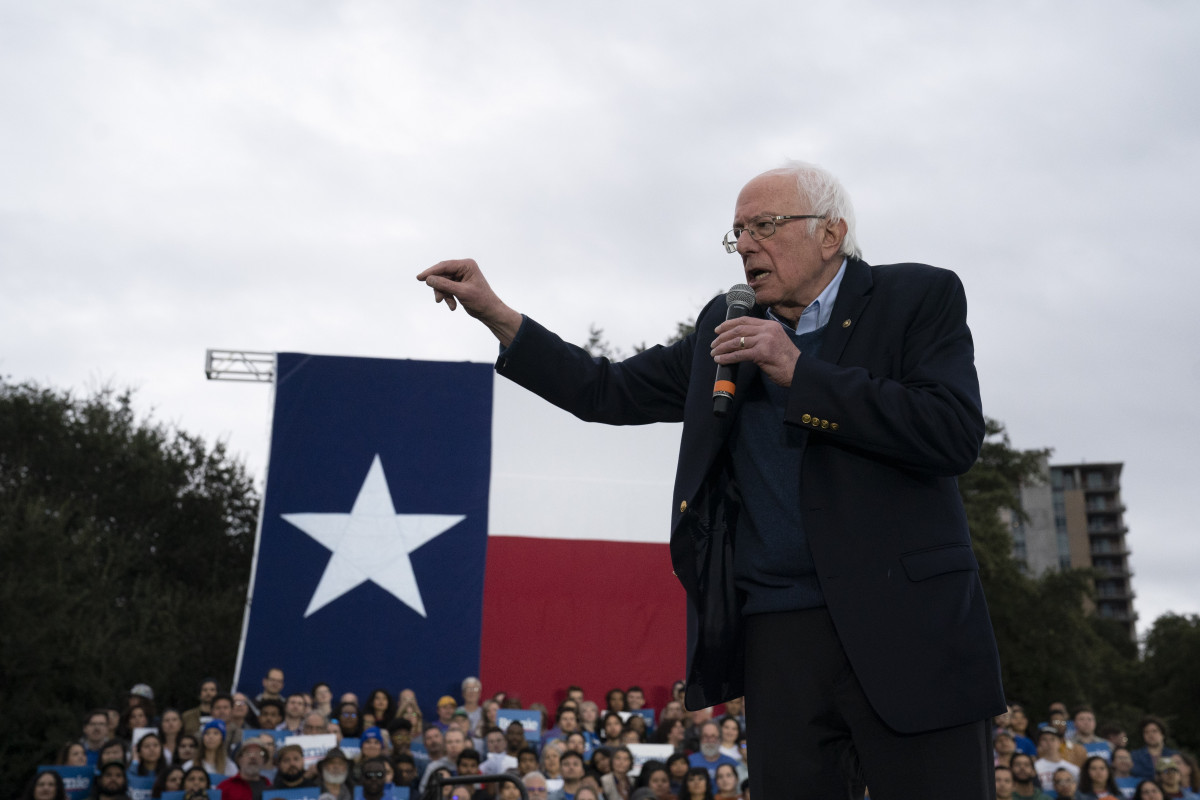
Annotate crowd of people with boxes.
[25,669,1198,800]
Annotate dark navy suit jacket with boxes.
[496,257,1006,734]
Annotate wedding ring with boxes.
[739,336,746,349]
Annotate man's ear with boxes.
[821,218,848,259]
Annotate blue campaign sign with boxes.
[127,773,156,800]
[262,788,322,800]
[630,708,656,732]
[497,709,543,743]
[39,765,92,800]
[353,785,409,800]
[234,354,493,716]
[241,728,291,746]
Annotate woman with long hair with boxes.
[1079,755,1122,800]
[336,701,363,739]
[157,709,184,763]
[22,771,66,800]
[151,766,185,799]
[602,713,625,746]
[180,766,211,800]
[716,717,742,762]
[1134,780,1164,800]
[665,754,689,796]
[579,701,601,737]
[677,767,714,800]
[174,734,199,768]
[366,689,395,728]
[132,732,168,778]
[601,746,633,800]
[312,682,334,718]
[56,742,88,767]
[187,720,235,777]
[636,763,674,800]
[713,764,739,800]
[605,689,627,714]
[117,702,152,742]
[653,718,686,750]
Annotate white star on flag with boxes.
[282,454,465,618]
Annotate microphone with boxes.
[713,283,755,417]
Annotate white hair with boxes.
[761,160,862,259]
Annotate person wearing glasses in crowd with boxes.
[418,159,1003,798]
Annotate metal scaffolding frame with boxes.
[204,349,276,383]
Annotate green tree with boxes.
[1142,614,1200,753]
[0,379,259,796]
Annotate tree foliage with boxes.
[0,379,259,796]
[1142,614,1200,752]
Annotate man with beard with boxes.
[1010,753,1051,800]
[216,739,272,800]
[316,748,353,800]
[271,745,318,790]
[95,761,131,800]
[182,679,219,736]
[687,721,738,785]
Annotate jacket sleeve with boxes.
[495,313,701,425]
[785,268,984,476]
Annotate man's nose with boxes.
[736,230,759,257]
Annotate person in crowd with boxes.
[996,765,1016,800]
[475,699,501,742]
[302,711,335,738]
[555,750,587,800]
[665,754,690,796]
[721,699,745,734]
[1103,727,1131,756]
[209,694,234,726]
[391,753,420,795]
[1177,754,1200,794]
[255,699,284,731]
[356,757,390,800]
[601,714,625,746]
[432,696,458,733]
[565,732,589,757]
[1155,756,1199,799]
[1135,781,1165,800]
[575,787,603,800]
[677,767,714,800]
[1037,726,1081,792]
[688,722,738,783]
[256,668,285,706]
[23,771,66,800]
[524,772,551,800]
[542,741,567,793]
[271,744,316,790]
[98,740,128,769]
[587,748,611,781]
[605,690,626,715]
[1011,752,1052,800]
[365,689,395,730]
[455,748,489,800]
[150,765,185,798]
[180,767,212,800]
[228,693,255,744]
[316,747,353,800]
[654,718,686,750]
[1010,706,1039,757]
[174,734,199,769]
[996,729,1020,767]
[579,702,601,739]
[626,688,646,712]
[182,680,218,737]
[334,701,362,740]
[59,742,89,767]
[116,703,152,744]
[1113,748,1141,797]
[216,739,272,800]
[131,732,167,779]
[1074,708,1114,762]
[359,726,387,766]
[681,709,712,754]
[188,720,236,777]
[1133,718,1181,780]
[716,717,742,762]
[1052,767,1083,800]
[547,707,580,743]
[480,726,517,775]
[498,776,524,800]
[311,683,333,718]
[420,728,467,793]
[156,709,184,763]
[271,693,302,735]
[1079,755,1123,800]
[713,764,739,800]
[636,763,673,800]
[93,761,132,800]
[460,677,484,731]
[601,746,633,800]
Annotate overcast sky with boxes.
[3,1,1198,634]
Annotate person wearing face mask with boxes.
[216,740,273,800]
[317,748,353,800]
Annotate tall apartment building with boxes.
[1008,459,1137,640]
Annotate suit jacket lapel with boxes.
[819,257,874,364]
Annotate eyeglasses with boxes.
[722,214,826,253]
[363,771,385,780]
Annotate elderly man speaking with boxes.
[418,161,1005,799]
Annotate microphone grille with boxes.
[725,283,755,309]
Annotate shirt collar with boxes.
[766,257,848,335]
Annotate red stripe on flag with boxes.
[480,536,687,711]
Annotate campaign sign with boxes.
[629,708,655,732]
[627,744,674,777]
[339,737,362,760]
[284,733,338,769]
[127,774,156,800]
[39,765,92,800]
[496,709,542,743]
[161,791,221,800]
[263,789,321,800]
[353,785,409,800]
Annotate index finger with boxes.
[416,258,476,282]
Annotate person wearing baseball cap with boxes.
[215,739,273,800]
[434,696,458,733]
[317,748,352,800]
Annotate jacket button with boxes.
[801,413,812,423]
[679,500,687,513]
[821,420,829,429]
[831,422,839,431]
[811,417,820,427]
[842,319,851,328]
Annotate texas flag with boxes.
[234,353,686,715]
